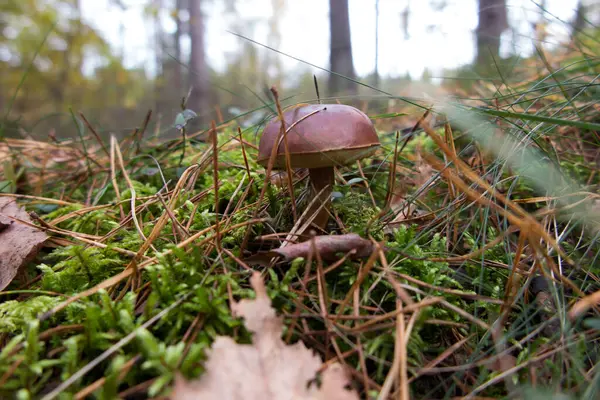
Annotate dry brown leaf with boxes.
[568,288,600,321]
[412,147,434,189]
[245,233,374,265]
[170,272,359,400]
[0,197,48,290]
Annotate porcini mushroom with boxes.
[257,104,380,231]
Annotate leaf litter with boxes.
[171,271,359,400]
[0,197,48,290]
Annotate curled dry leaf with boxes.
[170,272,359,400]
[0,197,48,290]
[569,288,600,321]
[244,233,375,265]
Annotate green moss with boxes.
[332,191,383,239]
[38,246,125,294]
[0,296,63,334]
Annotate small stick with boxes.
[237,126,251,178]
[313,75,321,104]
[135,110,152,155]
[271,86,298,222]
[356,160,377,208]
[215,105,224,123]
[385,130,400,208]
[79,112,110,157]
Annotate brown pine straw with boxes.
[421,152,584,297]
[112,136,154,251]
[40,216,266,320]
[0,193,76,206]
[353,264,370,393]
[109,135,126,220]
[236,126,252,178]
[418,119,573,265]
[38,173,267,320]
[378,275,418,400]
[335,242,381,316]
[443,122,461,246]
[7,213,143,259]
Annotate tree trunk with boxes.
[373,0,379,87]
[173,0,185,96]
[571,0,587,38]
[266,0,285,89]
[476,0,509,67]
[153,0,164,115]
[328,0,356,96]
[188,0,210,124]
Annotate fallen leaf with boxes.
[489,354,517,373]
[0,197,48,290]
[412,147,435,189]
[170,272,359,400]
[245,233,375,265]
[569,288,600,321]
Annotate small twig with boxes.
[78,112,110,158]
[271,86,298,222]
[385,130,401,209]
[237,126,252,178]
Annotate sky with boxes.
[80,0,582,81]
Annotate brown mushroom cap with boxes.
[257,104,380,169]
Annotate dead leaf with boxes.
[0,197,48,290]
[489,354,517,373]
[170,272,359,400]
[412,147,434,189]
[569,288,600,321]
[245,233,375,265]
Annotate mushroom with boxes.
[257,103,381,231]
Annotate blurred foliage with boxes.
[0,0,154,140]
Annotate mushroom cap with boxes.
[257,104,381,169]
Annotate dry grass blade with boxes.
[270,86,298,222]
[40,216,267,320]
[419,120,573,265]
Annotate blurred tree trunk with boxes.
[328,0,356,96]
[153,0,164,115]
[373,0,379,86]
[400,1,410,40]
[188,0,210,123]
[266,0,284,89]
[173,0,185,96]
[53,0,82,108]
[571,0,587,37]
[475,0,508,68]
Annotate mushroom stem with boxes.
[307,166,334,232]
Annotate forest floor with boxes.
[1,33,600,400]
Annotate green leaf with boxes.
[136,328,161,357]
[148,372,173,397]
[583,318,600,331]
[345,177,366,186]
[476,107,600,131]
[174,109,198,130]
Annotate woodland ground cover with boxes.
[1,30,600,400]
